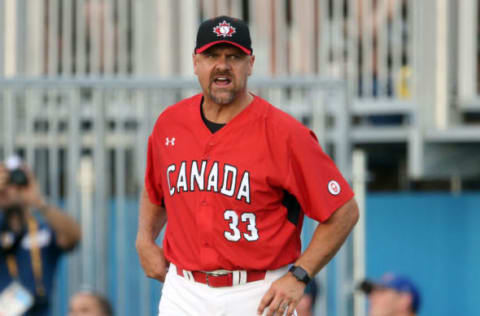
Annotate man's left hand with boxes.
[17,168,46,210]
[0,165,8,191]
[257,272,306,316]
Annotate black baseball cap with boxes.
[195,16,252,55]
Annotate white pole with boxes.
[0,0,4,77]
[4,0,16,77]
[457,0,477,105]
[353,149,367,316]
[434,0,449,129]
[78,156,95,288]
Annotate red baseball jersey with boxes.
[145,94,354,271]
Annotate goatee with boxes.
[209,91,237,105]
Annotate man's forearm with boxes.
[136,189,169,281]
[37,203,81,250]
[136,189,167,246]
[294,198,359,277]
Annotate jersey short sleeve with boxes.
[284,127,354,222]
[144,135,164,206]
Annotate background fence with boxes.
[1,0,480,315]
[3,0,480,180]
[0,77,351,316]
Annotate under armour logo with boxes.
[165,137,176,146]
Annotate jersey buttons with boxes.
[205,141,215,151]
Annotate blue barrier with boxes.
[52,192,480,316]
[366,193,480,316]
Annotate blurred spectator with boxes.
[69,291,113,316]
[296,278,319,316]
[0,156,81,316]
[359,273,421,316]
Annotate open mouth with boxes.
[212,76,232,87]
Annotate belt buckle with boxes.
[205,271,229,287]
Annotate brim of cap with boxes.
[195,40,252,55]
[358,280,375,294]
[369,281,412,294]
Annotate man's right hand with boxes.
[136,239,168,282]
[136,189,168,281]
[0,164,8,191]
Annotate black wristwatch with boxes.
[289,265,311,285]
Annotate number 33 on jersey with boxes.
[144,94,354,271]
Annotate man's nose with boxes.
[215,56,232,70]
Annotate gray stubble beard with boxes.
[208,86,238,105]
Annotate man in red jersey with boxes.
[136,15,359,316]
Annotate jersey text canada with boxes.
[166,160,251,204]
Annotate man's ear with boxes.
[247,55,255,76]
[193,53,198,75]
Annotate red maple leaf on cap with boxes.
[213,21,236,37]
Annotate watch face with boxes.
[296,268,307,279]
[290,266,310,284]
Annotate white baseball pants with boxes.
[158,264,298,316]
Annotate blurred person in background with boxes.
[359,273,421,316]
[69,291,113,316]
[0,156,81,316]
[296,279,318,316]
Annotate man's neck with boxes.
[202,92,254,124]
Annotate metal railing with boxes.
[0,0,415,97]
[3,0,479,124]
